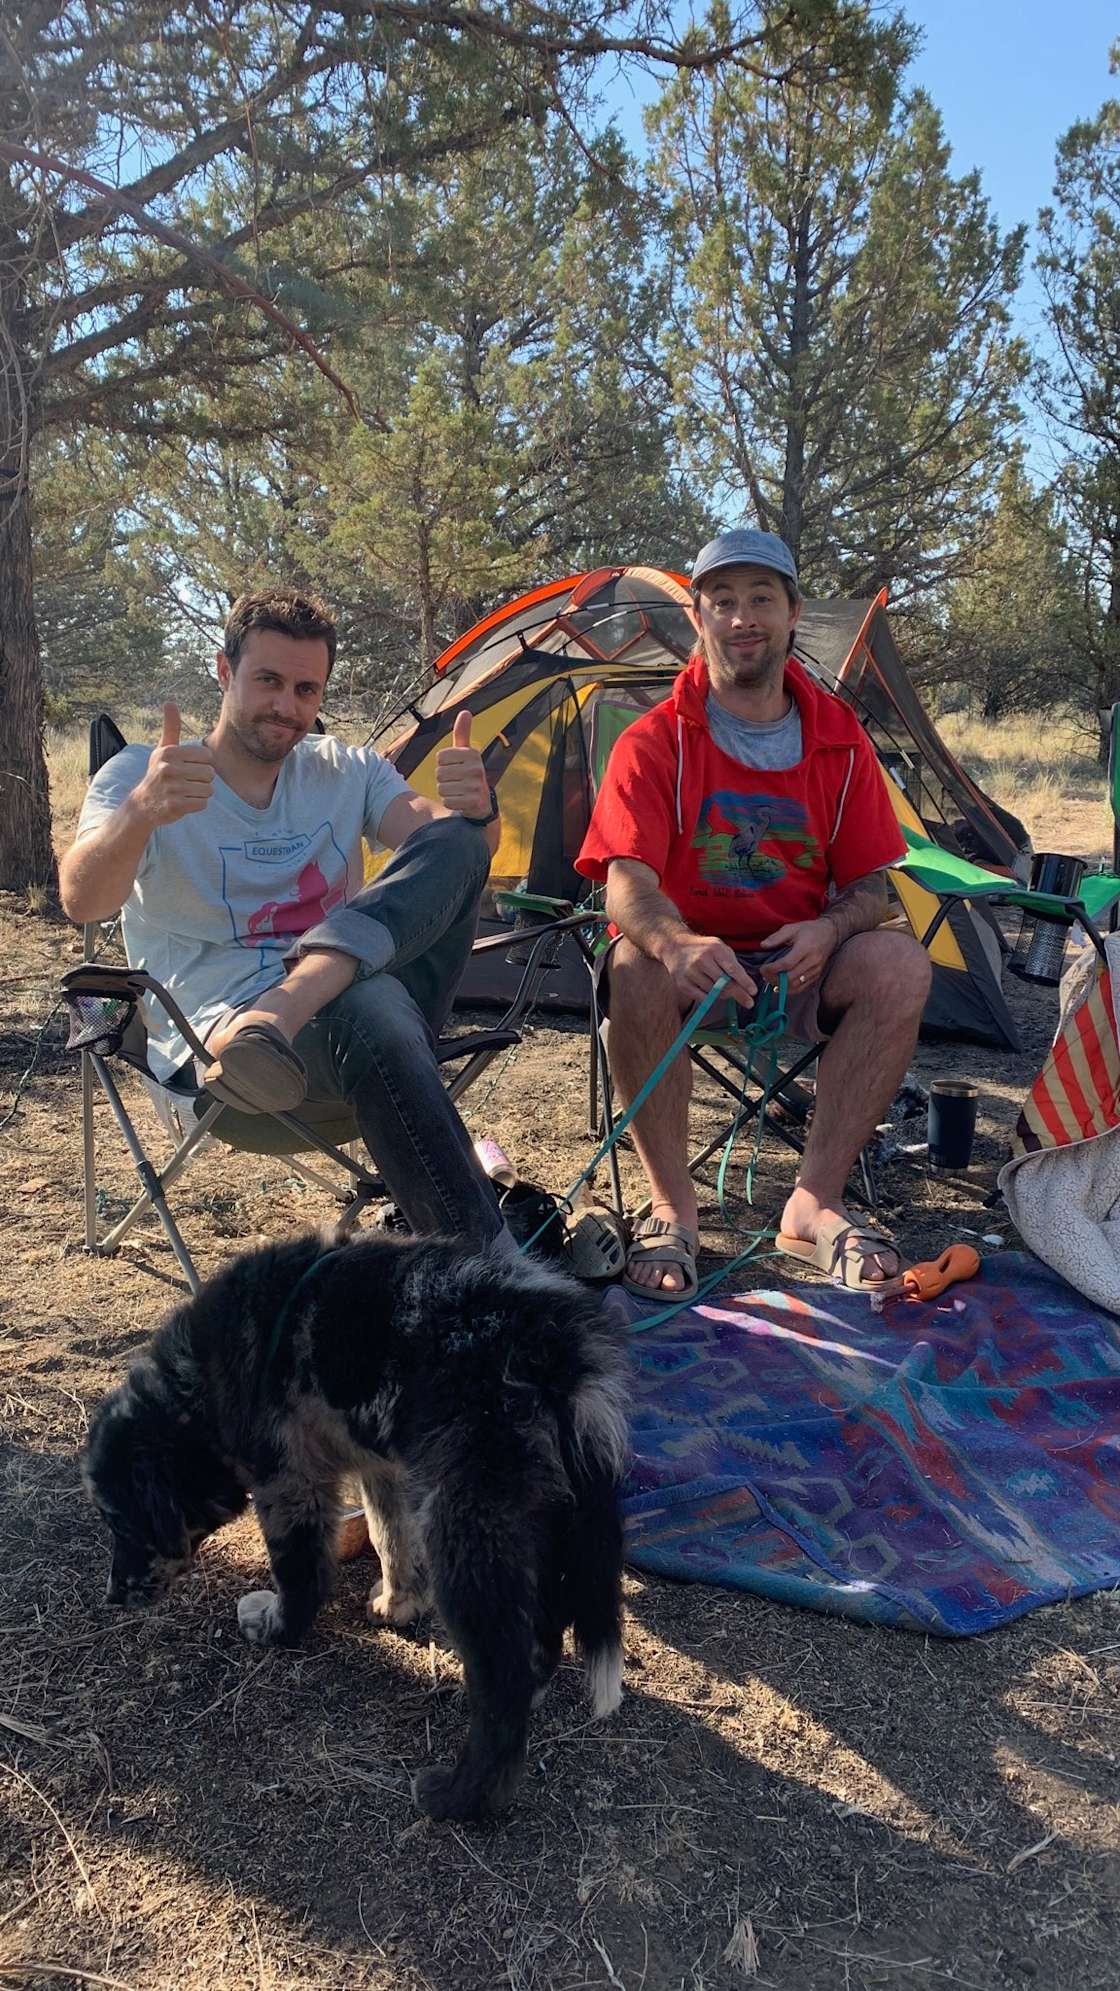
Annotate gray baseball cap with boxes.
[690,527,799,594]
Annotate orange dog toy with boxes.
[901,1244,981,1302]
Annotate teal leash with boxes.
[259,1244,346,1385]
[253,975,789,1370]
[711,974,788,1223]
[260,978,742,1372]
[514,973,736,1259]
[628,974,790,1333]
[516,970,793,1322]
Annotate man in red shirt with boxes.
[576,528,931,1301]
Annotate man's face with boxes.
[216,630,331,763]
[691,565,800,693]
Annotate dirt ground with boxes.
[2,891,1120,1991]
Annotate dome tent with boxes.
[374,567,1023,1047]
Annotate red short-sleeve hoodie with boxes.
[575,654,906,948]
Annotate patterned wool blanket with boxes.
[617,1252,1120,1635]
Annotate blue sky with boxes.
[905,0,1115,343]
[603,4,1117,470]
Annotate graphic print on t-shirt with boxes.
[219,827,350,946]
[691,789,820,891]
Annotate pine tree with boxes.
[646,5,1026,601]
[1036,44,1120,760]
[923,459,1082,721]
[2,0,818,890]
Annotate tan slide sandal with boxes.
[776,1214,906,1295]
[623,1216,699,1303]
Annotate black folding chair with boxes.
[590,998,878,1227]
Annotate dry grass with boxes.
[939,711,1113,865]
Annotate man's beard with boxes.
[232,716,301,763]
[706,631,788,690]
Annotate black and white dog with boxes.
[83,1232,630,1820]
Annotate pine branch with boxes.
[1,138,363,417]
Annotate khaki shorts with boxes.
[595,937,854,1043]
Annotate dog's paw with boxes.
[366,1578,427,1628]
[237,1589,285,1645]
[410,1765,480,1822]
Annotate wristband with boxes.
[462,785,500,828]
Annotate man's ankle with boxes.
[646,1195,698,1239]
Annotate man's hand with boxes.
[436,710,492,819]
[760,916,839,988]
[655,931,758,1008]
[132,703,215,827]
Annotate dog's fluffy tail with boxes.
[557,1350,628,1720]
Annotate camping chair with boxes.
[498,889,881,1229]
[63,720,596,1294]
[588,967,879,1229]
[895,833,1120,965]
[632,832,1120,1227]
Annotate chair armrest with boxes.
[62,963,151,1002]
[62,963,213,1062]
[493,889,576,920]
[434,1029,520,1064]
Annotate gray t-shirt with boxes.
[76,734,411,1079]
[705,692,803,771]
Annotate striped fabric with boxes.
[1011,947,1120,1157]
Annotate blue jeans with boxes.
[283,815,502,1244]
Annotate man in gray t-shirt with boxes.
[60,585,505,1245]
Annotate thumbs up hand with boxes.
[135,700,216,827]
[436,706,493,823]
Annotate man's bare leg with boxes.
[606,940,697,1294]
[779,931,931,1283]
[205,948,356,1059]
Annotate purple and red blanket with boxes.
[618,1252,1120,1634]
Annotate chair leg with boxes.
[86,1056,204,1292]
[331,1182,382,1239]
[627,1042,878,1223]
[592,1020,625,1221]
[81,1049,98,1252]
[445,1047,500,1104]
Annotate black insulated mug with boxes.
[928,1079,979,1170]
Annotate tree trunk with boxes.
[0,282,55,892]
[0,479,54,892]
[780,197,813,568]
[1096,548,1120,766]
[414,501,437,673]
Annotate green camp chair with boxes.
[895,700,1120,961]
[63,720,594,1294]
[896,829,1120,964]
